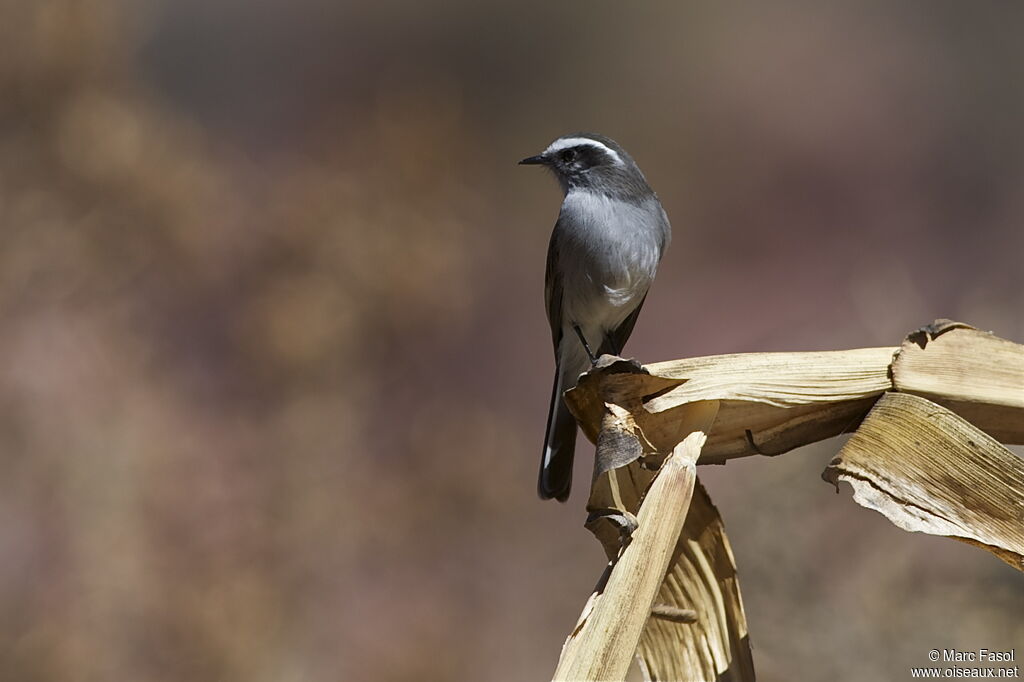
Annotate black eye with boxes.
[560,149,577,163]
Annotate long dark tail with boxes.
[539,368,577,501]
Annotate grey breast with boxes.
[555,191,667,329]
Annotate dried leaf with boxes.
[824,392,1024,571]
[893,325,1024,443]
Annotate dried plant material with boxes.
[644,347,897,409]
[824,392,1024,571]
[893,321,1024,444]
[566,348,895,464]
[649,604,698,624]
[637,480,755,682]
[554,422,713,681]
[559,321,1023,680]
[567,323,1024,467]
[586,401,721,557]
[569,400,754,682]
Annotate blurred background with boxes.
[1,1,1022,680]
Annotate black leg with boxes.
[573,324,598,365]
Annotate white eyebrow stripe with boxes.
[544,137,624,166]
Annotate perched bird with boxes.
[521,133,671,502]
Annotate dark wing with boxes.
[544,225,564,351]
[598,293,647,357]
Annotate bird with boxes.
[521,133,671,502]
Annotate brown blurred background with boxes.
[1,1,1023,680]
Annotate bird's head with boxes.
[520,132,650,198]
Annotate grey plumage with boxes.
[521,133,670,501]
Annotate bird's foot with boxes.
[573,324,599,366]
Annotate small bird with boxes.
[521,133,671,501]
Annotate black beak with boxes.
[519,154,546,166]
